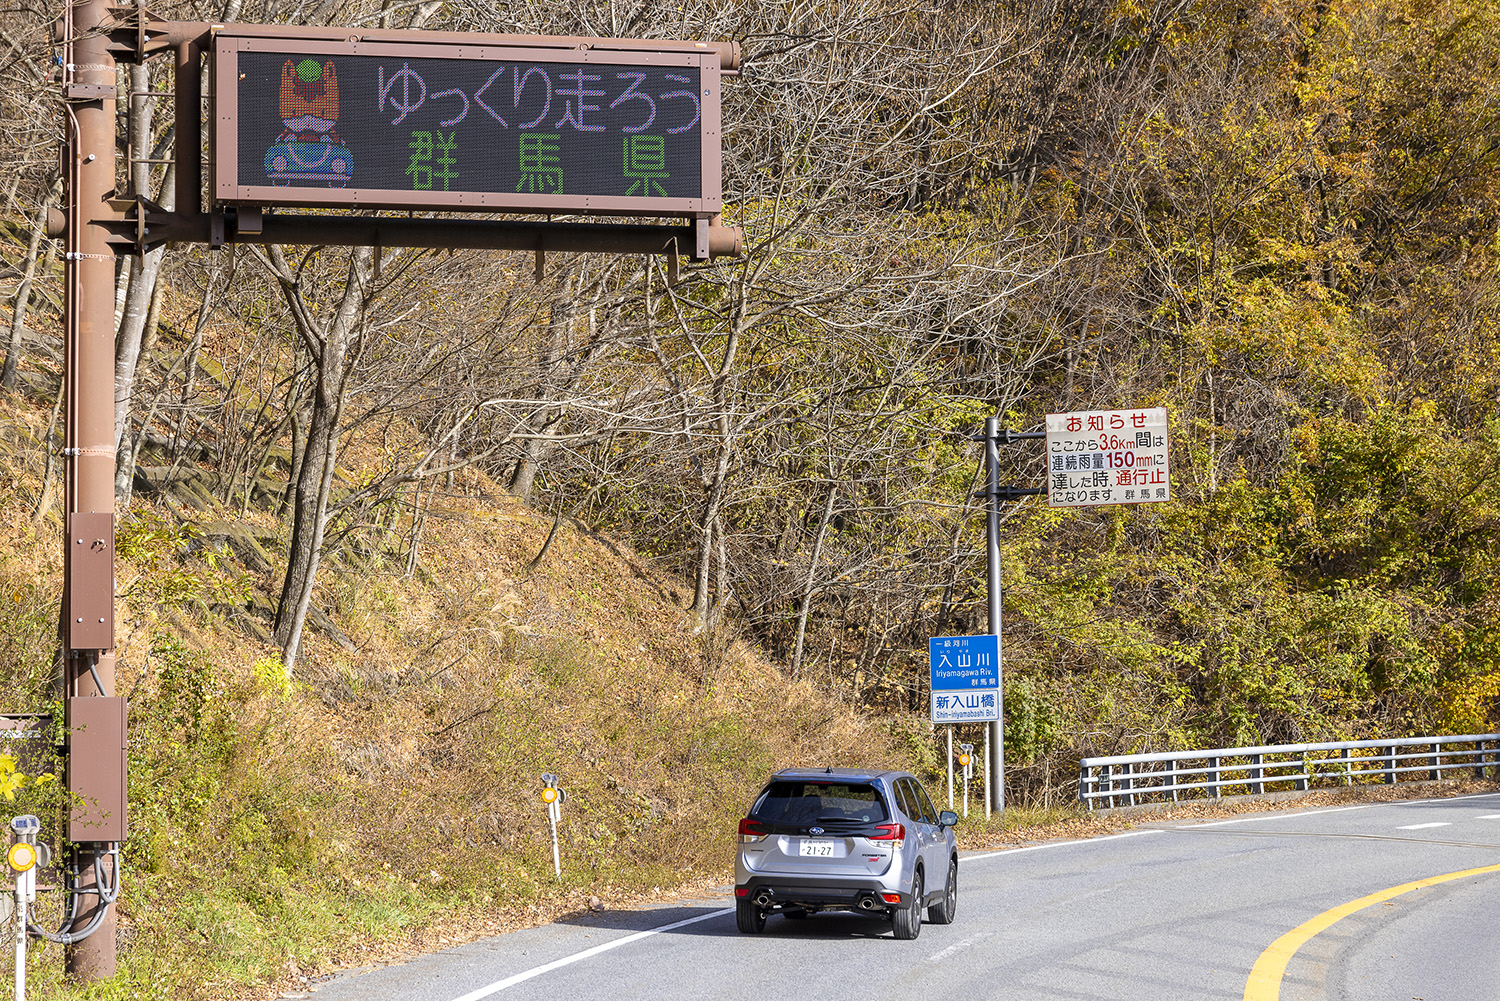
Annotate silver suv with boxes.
[734,768,959,939]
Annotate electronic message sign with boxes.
[213,33,723,215]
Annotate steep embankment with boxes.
[0,391,905,1000]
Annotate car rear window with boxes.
[751,781,890,825]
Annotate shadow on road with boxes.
[555,903,897,939]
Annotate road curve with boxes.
[308,790,1500,1001]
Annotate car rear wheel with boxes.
[736,897,766,934]
[892,868,923,940]
[928,859,957,924]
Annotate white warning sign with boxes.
[1045,408,1170,508]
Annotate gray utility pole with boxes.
[980,417,1045,820]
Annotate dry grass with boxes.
[0,393,910,999]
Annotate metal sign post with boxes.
[8,817,43,1001]
[946,729,953,809]
[983,728,991,819]
[957,744,974,818]
[974,409,1172,823]
[56,0,127,978]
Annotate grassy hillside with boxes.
[0,390,918,1000]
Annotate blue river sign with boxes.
[928,634,999,723]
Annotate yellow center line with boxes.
[1243,862,1500,1000]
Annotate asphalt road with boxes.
[309,790,1500,1001]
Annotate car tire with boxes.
[736,897,766,934]
[928,858,957,925]
[892,868,923,940]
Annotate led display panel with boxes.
[213,34,723,214]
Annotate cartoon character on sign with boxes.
[264,59,354,187]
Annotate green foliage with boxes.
[250,655,293,698]
[117,513,252,614]
[1003,677,1062,765]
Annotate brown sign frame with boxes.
[212,31,723,216]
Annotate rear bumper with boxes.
[736,875,906,912]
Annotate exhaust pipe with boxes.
[754,891,774,908]
[858,896,878,911]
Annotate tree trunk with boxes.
[689,427,733,630]
[274,382,343,671]
[790,482,838,678]
[2,182,60,392]
[267,246,370,674]
[114,67,175,502]
[508,275,576,502]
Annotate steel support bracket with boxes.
[103,6,172,62]
[63,82,117,101]
[101,196,170,254]
[973,485,1046,502]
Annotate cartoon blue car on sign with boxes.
[264,141,353,187]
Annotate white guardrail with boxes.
[1077,733,1500,811]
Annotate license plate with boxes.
[798,839,838,858]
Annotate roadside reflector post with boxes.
[9,816,42,1001]
[540,774,565,881]
[958,745,974,819]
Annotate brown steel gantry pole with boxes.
[58,0,124,980]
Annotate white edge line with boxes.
[1182,789,1500,829]
[447,907,735,1001]
[1187,802,1383,828]
[927,930,993,962]
[961,828,1164,863]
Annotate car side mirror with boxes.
[938,811,959,828]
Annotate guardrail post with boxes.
[1250,753,1263,795]
[1473,741,1486,780]
[1102,764,1113,809]
[1296,754,1309,791]
[1211,756,1221,798]
[1167,759,1177,803]
[1340,746,1351,786]
[1429,741,1440,781]
[1123,762,1136,807]
[1386,745,1398,784]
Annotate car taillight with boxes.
[869,822,905,847]
[739,818,768,843]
